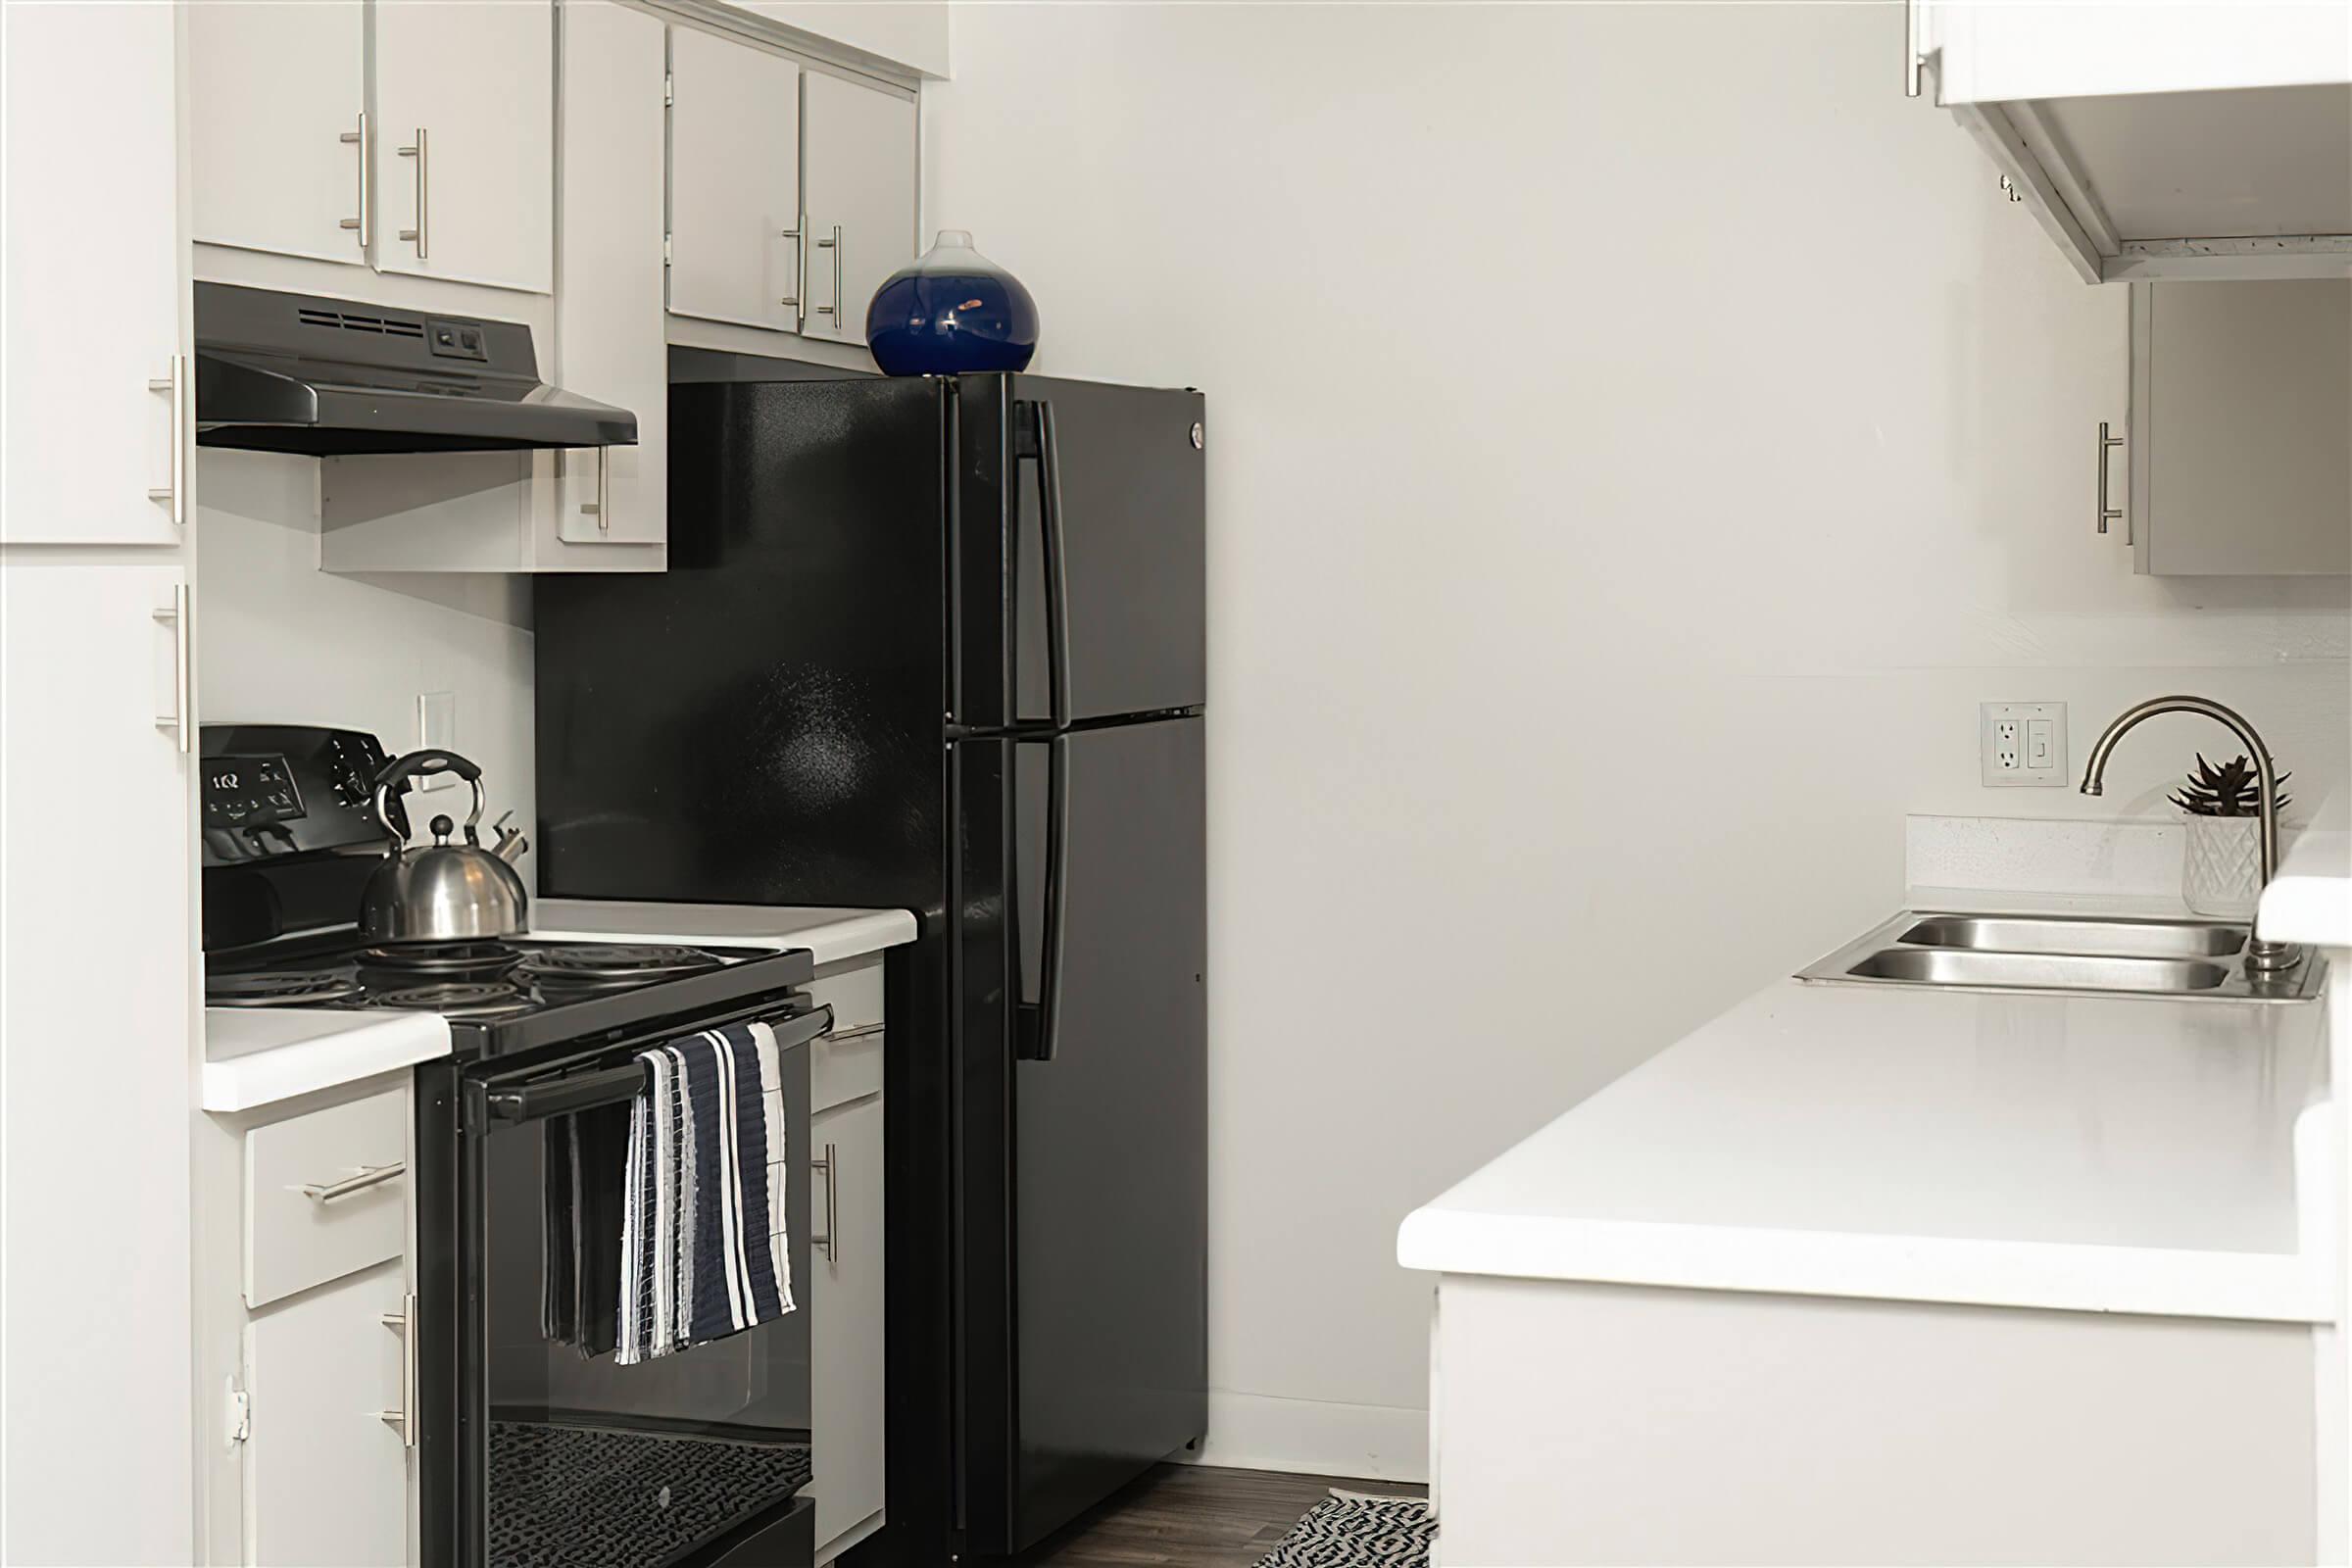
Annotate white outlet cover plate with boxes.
[1981,701,2068,788]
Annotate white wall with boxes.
[196,450,536,853]
[923,4,2352,1480]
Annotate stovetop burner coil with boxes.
[206,968,365,1007]
[358,941,523,983]
[515,944,722,985]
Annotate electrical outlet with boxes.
[1981,702,2068,787]
[416,691,457,790]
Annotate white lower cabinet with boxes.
[244,1263,412,1568]
[810,1083,887,1558]
[0,563,195,1566]
[804,953,890,1564]
[201,1076,416,1568]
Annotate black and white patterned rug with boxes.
[487,1420,810,1568]
[1257,1488,1435,1566]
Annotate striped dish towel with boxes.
[615,1020,795,1363]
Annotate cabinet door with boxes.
[244,1263,410,1567]
[810,1090,886,1555]
[0,565,194,1567]
[667,26,802,333]
[556,1,667,546]
[2132,280,2352,575]
[374,0,554,293]
[188,0,368,267]
[0,2,187,544]
[801,72,917,347]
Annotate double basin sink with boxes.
[1797,912,2325,1004]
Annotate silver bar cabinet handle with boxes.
[377,1293,416,1447]
[1904,0,1923,98]
[302,1159,406,1202]
[339,110,370,249]
[152,584,191,753]
[398,128,427,258]
[2095,420,2124,536]
[596,446,611,533]
[146,356,184,525]
[814,223,843,322]
[780,221,804,319]
[809,1143,839,1263]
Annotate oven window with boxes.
[480,1100,814,1568]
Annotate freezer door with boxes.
[954,717,1207,1554]
[955,376,1206,730]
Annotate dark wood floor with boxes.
[1013,1463,1427,1568]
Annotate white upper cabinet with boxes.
[2128,280,2351,576]
[800,71,918,347]
[1,0,189,545]
[374,0,555,293]
[1915,2,2352,284]
[556,0,669,550]
[668,26,804,334]
[188,1,368,269]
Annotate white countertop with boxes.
[528,901,917,966]
[203,904,916,1112]
[203,1008,451,1113]
[1397,965,2335,1322]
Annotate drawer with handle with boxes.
[244,1085,409,1309]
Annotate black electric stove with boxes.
[197,722,816,1060]
[206,933,816,1061]
[203,726,834,1567]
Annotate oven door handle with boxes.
[485,1005,833,1122]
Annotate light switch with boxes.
[1981,701,2068,787]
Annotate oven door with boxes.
[456,1004,826,1568]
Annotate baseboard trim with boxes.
[1173,1389,1429,1484]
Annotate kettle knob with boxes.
[429,814,455,844]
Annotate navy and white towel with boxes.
[615,1020,795,1364]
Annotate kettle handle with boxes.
[370,750,488,845]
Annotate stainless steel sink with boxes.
[1797,910,2325,1004]
[1846,948,2231,993]
[1895,914,2246,960]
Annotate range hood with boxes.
[195,282,637,456]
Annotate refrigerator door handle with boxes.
[1022,399,1074,729]
[1015,733,1070,1062]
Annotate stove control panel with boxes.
[204,755,303,829]
[199,724,393,865]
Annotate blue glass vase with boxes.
[865,229,1039,376]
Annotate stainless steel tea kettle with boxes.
[359,749,530,944]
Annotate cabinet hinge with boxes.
[224,1384,251,1446]
[663,232,673,268]
[663,71,674,108]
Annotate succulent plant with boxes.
[2169,753,2291,818]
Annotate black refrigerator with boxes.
[534,371,1208,1561]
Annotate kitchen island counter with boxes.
[1398,969,2333,1322]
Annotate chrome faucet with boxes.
[2080,696,2301,974]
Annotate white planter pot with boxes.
[2181,813,2262,919]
